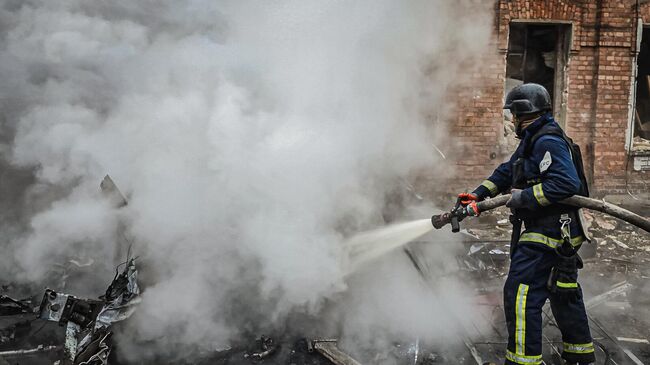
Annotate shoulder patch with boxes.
[539,151,552,173]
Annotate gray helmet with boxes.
[503,83,551,117]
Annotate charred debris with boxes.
[0,257,139,365]
[2,177,649,365]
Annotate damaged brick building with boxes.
[451,0,650,197]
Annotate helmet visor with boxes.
[504,99,535,116]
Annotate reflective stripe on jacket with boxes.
[473,113,585,246]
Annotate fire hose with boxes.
[431,194,650,234]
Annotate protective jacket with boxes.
[472,113,587,250]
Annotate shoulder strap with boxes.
[523,124,565,157]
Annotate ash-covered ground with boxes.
[2,201,649,365]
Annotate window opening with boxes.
[505,23,570,127]
[633,27,650,152]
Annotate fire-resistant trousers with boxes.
[503,242,595,365]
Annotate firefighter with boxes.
[460,83,595,365]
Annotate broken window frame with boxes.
[504,20,573,129]
[627,20,650,154]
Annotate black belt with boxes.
[509,214,523,258]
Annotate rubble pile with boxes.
[2,200,648,364]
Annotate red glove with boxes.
[458,192,479,207]
[466,201,480,216]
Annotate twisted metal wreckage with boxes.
[0,257,139,365]
[0,175,141,365]
[1,176,649,364]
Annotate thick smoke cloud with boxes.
[0,0,492,361]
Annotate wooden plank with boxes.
[313,341,363,365]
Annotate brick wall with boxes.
[448,0,649,197]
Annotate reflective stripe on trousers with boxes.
[515,284,529,355]
[505,245,594,365]
[563,342,595,354]
[556,281,578,289]
[506,350,543,365]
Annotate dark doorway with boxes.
[505,23,571,126]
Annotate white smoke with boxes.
[0,0,492,361]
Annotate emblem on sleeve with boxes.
[539,151,552,173]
